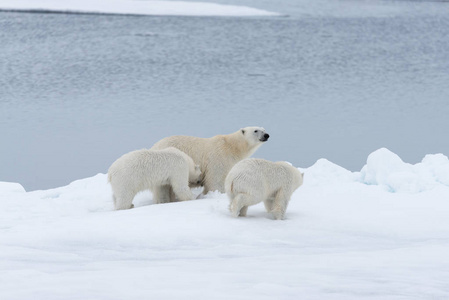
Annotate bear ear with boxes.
[241,129,245,135]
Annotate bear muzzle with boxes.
[260,133,270,142]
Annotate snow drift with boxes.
[1,148,448,299]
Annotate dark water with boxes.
[1,10,449,191]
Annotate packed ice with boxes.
[1,148,448,299]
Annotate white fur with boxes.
[108,147,201,210]
[151,126,269,194]
[225,158,303,220]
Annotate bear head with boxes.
[240,126,270,147]
[189,164,203,187]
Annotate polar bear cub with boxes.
[108,147,201,210]
[151,127,270,194]
[225,158,303,220]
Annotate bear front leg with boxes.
[153,185,171,204]
[172,184,194,201]
[168,186,177,202]
[202,176,225,195]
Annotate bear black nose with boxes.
[264,133,270,139]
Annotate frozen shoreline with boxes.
[0,0,281,17]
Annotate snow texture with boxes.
[0,0,281,17]
[1,148,448,299]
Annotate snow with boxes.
[360,148,449,193]
[1,148,449,299]
[0,0,281,17]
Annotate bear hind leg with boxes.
[239,206,248,217]
[263,197,275,213]
[229,193,253,218]
[271,190,290,220]
[114,192,135,210]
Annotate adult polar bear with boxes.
[151,127,269,194]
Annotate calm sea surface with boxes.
[1,7,449,190]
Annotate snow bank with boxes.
[0,0,281,17]
[1,148,449,299]
[300,158,357,186]
[359,148,449,193]
[298,148,449,193]
[0,182,26,194]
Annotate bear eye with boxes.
[255,130,258,133]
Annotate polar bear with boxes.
[151,127,270,195]
[108,147,202,210]
[225,158,303,220]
